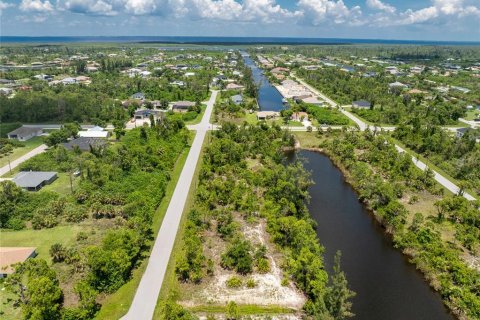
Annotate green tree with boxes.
[324,251,355,319]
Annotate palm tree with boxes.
[49,243,66,263]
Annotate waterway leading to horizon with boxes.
[241,53,285,112]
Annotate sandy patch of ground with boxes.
[179,219,306,310]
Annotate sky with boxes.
[0,0,479,41]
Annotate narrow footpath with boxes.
[291,74,476,201]
[122,90,218,320]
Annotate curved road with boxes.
[122,90,218,320]
[292,74,476,201]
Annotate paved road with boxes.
[292,75,476,201]
[395,145,476,201]
[122,90,218,320]
[0,144,48,177]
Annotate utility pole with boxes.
[69,172,73,194]
[8,158,12,174]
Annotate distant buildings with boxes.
[7,126,43,141]
[352,100,372,109]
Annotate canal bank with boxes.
[287,149,454,320]
[241,52,285,112]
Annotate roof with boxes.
[302,97,323,104]
[62,137,107,152]
[173,101,196,108]
[226,83,245,90]
[0,247,36,274]
[231,94,243,102]
[389,81,408,87]
[13,171,57,189]
[257,111,279,118]
[131,92,145,99]
[8,126,42,137]
[78,131,109,138]
[352,100,371,107]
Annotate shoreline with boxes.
[293,143,461,320]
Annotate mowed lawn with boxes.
[0,136,44,168]
[0,225,84,261]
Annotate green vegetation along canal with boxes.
[288,150,453,319]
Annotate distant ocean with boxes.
[1,36,479,46]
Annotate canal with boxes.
[289,150,453,320]
[241,53,285,112]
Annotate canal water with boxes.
[242,53,285,112]
[288,150,453,320]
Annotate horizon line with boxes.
[1,35,480,45]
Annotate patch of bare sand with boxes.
[180,219,306,310]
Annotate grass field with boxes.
[465,109,480,121]
[0,225,86,261]
[94,137,193,320]
[293,131,324,148]
[40,173,80,195]
[0,137,44,168]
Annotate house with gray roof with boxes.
[231,94,243,105]
[172,101,196,112]
[13,171,57,191]
[62,137,107,152]
[7,126,43,141]
[352,100,372,109]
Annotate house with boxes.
[7,126,43,141]
[0,247,37,278]
[352,100,371,109]
[61,77,77,85]
[0,87,13,96]
[231,94,243,105]
[291,112,309,121]
[78,126,109,138]
[407,89,428,95]
[256,111,279,120]
[13,171,58,191]
[362,71,377,78]
[456,127,469,138]
[226,83,245,90]
[451,86,471,94]
[140,71,152,78]
[62,137,108,152]
[134,109,164,120]
[130,92,145,100]
[389,81,408,89]
[172,101,196,112]
[302,96,324,106]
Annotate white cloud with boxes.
[366,0,395,13]
[19,0,54,12]
[0,1,15,11]
[63,0,117,16]
[124,0,158,15]
[373,0,480,26]
[297,0,363,25]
